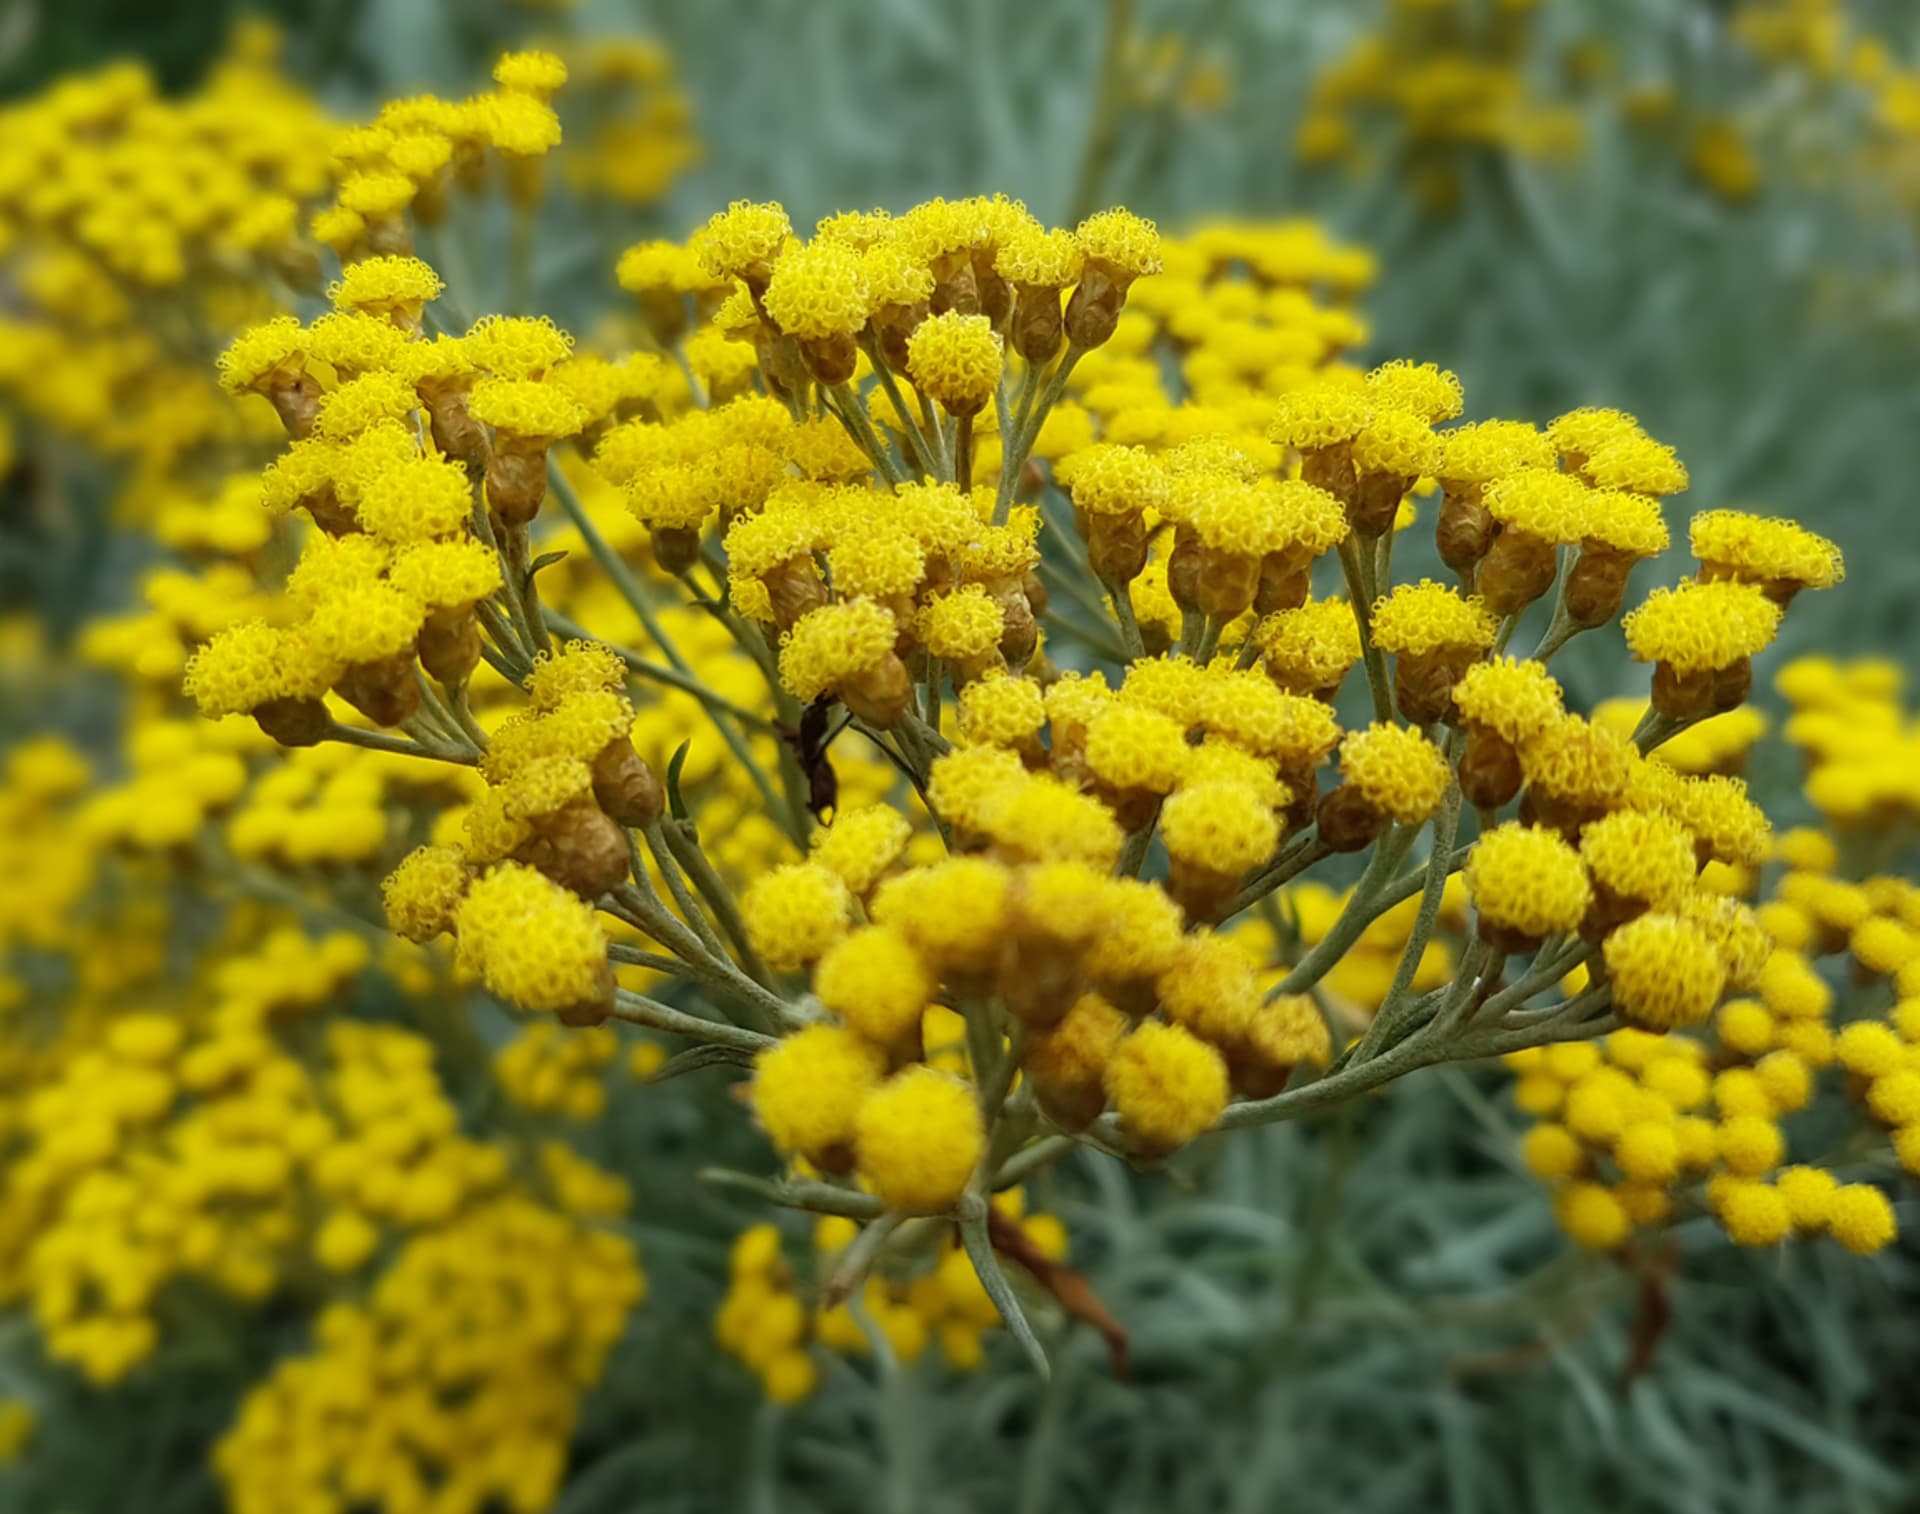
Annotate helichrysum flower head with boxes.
[700,200,793,287]
[751,1024,886,1169]
[777,601,901,707]
[1688,509,1843,602]
[315,371,419,439]
[381,845,471,942]
[1267,380,1371,453]
[493,49,569,100]
[1467,823,1592,946]
[958,673,1047,749]
[464,314,574,379]
[1582,434,1689,497]
[741,863,853,972]
[1623,580,1783,676]
[1547,407,1643,468]
[355,455,473,543]
[1579,809,1698,916]
[1453,657,1564,743]
[1026,993,1128,1128]
[1105,1020,1229,1157]
[1364,359,1463,423]
[1337,723,1450,825]
[1255,596,1362,697]
[809,805,913,897]
[763,240,870,372]
[469,376,589,442]
[1603,912,1727,1031]
[814,926,931,1053]
[1073,208,1162,284]
[328,254,443,323]
[454,862,613,1020]
[1655,772,1772,868]
[906,311,1002,418]
[854,1067,985,1213]
[872,857,1013,976]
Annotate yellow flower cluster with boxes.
[714,1194,1069,1403]
[1295,4,1584,212]
[1508,657,1917,1260]
[216,1195,643,1514]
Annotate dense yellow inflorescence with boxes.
[1508,657,1914,1260]
[1,19,1912,1496]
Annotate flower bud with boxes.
[335,653,421,728]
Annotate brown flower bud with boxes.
[1437,488,1494,578]
[252,696,329,748]
[554,957,618,1029]
[1351,471,1408,537]
[1563,545,1634,628]
[1301,443,1357,513]
[1458,724,1523,810]
[842,651,914,727]
[1194,545,1259,623]
[423,389,489,473]
[796,331,859,387]
[649,525,703,577]
[1166,525,1204,613]
[264,371,323,439]
[1317,783,1385,852]
[1712,656,1752,712]
[1477,529,1557,616]
[335,654,421,728]
[1254,549,1313,616]
[485,442,548,527]
[591,738,663,828]
[1010,286,1064,365]
[763,556,830,630]
[417,609,481,686]
[1395,647,1477,727]
[1650,660,1716,721]
[514,796,630,899]
[1064,269,1123,348]
[1087,510,1149,587]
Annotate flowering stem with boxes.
[697,1168,885,1219]
[826,382,906,487]
[958,1194,1051,1379]
[1271,823,1417,997]
[1231,833,1331,916]
[546,462,803,845]
[1376,770,1464,1017]
[1631,708,1704,755]
[657,817,774,990]
[324,720,477,766]
[861,337,939,476]
[954,412,975,493]
[1338,538,1394,722]
[610,989,774,1053]
[915,389,952,480]
[1106,577,1147,660]
[822,1212,906,1307]
[641,818,732,963]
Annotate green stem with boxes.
[546,463,803,845]
[1272,825,1417,996]
[660,818,773,989]
[610,990,774,1053]
[1338,539,1394,722]
[324,720,476,766]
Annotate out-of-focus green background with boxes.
[5,2,1919,1511]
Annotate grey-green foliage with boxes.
[7,1,1920,1510]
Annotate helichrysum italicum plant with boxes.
[151,28,1892,1392]
[1,16,1914,1509]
